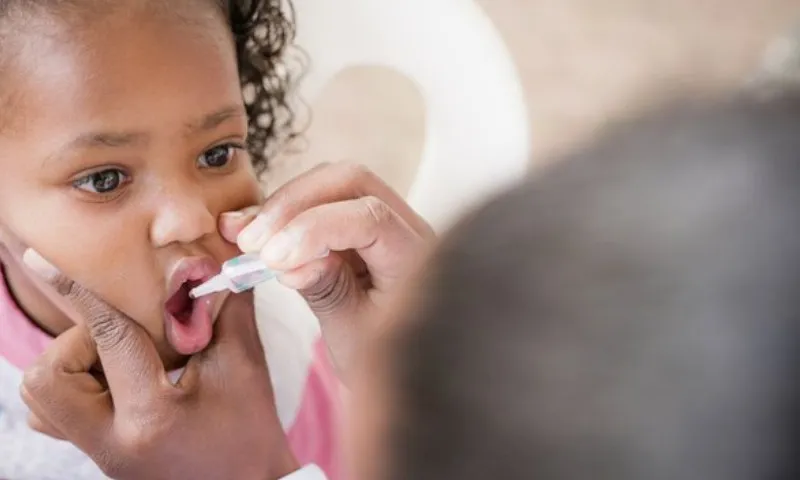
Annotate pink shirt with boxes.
[0,267,342,479]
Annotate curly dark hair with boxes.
[0,0,300,174]
[224,0,300,174]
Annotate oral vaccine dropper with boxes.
[189,254,276,298]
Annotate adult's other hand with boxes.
[19,250,298,480]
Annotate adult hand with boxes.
[19,251,299,480]
[219,163,434,378]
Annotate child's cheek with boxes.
[28,270,83,327]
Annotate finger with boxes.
[21,326,112,453]
[207,290,265,366]
[22,249,165,403]
[36,324,99,376]
[237,163,433,253]
[277,254,366,322]
[278,256,366,378]
[276,255,344,291]
[181,291,267,390]
[27,411,67,441]
[276,250,371,294]
[258,197,426,286]
[219,205,262,244]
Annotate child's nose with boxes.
[150,190,217,248]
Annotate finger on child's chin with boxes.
[187,290,266,383]
[218,206,262,244]
[214,290,264,360]
[22,251,167,403]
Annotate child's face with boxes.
[0,5,262,368]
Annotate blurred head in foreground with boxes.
[350,94,800,480]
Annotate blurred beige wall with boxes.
[268,0,799,194]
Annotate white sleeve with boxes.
[280,465,328,480]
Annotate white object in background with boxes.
[257,0,531,431]
[294,0,530,231]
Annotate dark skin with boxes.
[20,251,299,480]
[20,162,434,479]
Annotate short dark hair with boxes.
[389,95,800,480]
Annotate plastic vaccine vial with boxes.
[189,254,276,298]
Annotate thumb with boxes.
[22,248,165,404]
[218,206,262,244]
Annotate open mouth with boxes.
[163,258,220,356]
[165,279,204,325]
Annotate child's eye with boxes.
[72,169,130,194]
[198,143,242,169]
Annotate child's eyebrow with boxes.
[41,132,149,167]
[183,105,246,135]
[67,131,148,150]
[45,105,247,164]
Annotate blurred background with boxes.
[269,0,799,197]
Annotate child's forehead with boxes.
[3,0,227,41]
[0,4,235,95]
[1,0,222,23]
[0,0,241,152]
[0,0,229,70]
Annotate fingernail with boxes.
[220,211,245,220]
[237,210,279,252]
[22,249,58,280]
[221,205,261,222]
[260,229,302,264]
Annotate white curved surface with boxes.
[259,0,531,430]
[294,0,531,230]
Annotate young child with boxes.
[0,1,340,478]
[348,93,800,480]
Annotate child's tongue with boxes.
[164,282,213,355]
